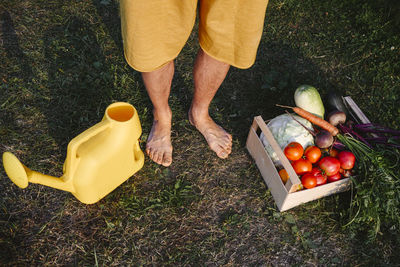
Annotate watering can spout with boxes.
[2,152,74,193]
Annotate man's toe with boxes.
[148,148,155,160]
[216,146,229,159]
[223,141,232,151]
[218,151,228,159]
[156,151,165,164]
[162,153,172,167]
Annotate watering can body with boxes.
[3,102,144,204]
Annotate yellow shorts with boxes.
[120,0,269,72]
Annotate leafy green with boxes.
[337,135,400,241]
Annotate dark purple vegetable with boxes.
[315,130,334,148]
[333,140,346,150]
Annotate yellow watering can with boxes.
[2,102,144,204]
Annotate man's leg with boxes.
[189,49,232,159]
[142,61,174,166]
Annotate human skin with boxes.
[141,48,232,166]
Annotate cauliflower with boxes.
[260,113,314,166]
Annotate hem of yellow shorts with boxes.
[123,43,256,72]
[123,49,180,73]
[199,42,255,70]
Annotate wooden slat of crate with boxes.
[279,178,350,211]
[343,96,371,124]
[252,117,301,193]
[246,121,289,209]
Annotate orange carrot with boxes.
[277,104,339,136]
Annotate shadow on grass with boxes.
[0,10,34,143]
[1,10,33,79]
[91,0,123,50]
[41,15,115,153]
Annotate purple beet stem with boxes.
[354,124,400,134]
[339,124,372,148]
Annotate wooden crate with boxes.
[246,97,369,211]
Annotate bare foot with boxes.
[188,109,232,159]
[146,116,173,167]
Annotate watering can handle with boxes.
[64,120,111,174]
[133,142,144,162]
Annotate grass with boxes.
[1,0,400,265]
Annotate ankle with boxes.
[153,107,172,124]
[189,105,210,124]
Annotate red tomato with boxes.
[329,148,339,158]
[318,156,341,176]
[284,142,304,161]
[337,151,356,170]
[292,158,312,175]
[327,172,342,183]
[316,174,328,186]
[309,167,327,186]
[309,167,322,176]
[304,146,322,163]
[301,173,317,189]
